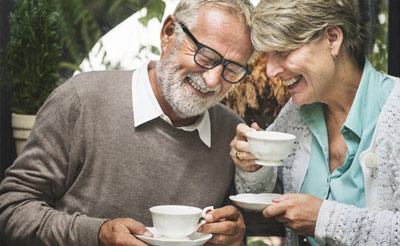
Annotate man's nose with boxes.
[266,53,285,79]
[202,64,224,88]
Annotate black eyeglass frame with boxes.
[178,21,251,84]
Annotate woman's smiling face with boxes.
[265,31,339,106]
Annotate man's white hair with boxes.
[173,0,254,44]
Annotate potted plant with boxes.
[5,0,62,155]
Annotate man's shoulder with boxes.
[210,103,242,117]
[46,70,134,110]
[68,70,133,87]
[61,70,134,96]
[209,103,244,125]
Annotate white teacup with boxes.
[149,205,214,239]
[246,131,296,166]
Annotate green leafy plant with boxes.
[108,0,166,26]
[3,0,166,114]
[5,0,62,115]
[368,0,388,73]
[56,0,103,73]
[360,0,388,73]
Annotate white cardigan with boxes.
[236,76,400,245]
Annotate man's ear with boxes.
[325,26,344,58]
[160,15,177,53]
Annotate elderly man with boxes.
[0,0,254,246]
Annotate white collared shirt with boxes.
[131,60,212,148]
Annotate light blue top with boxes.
[298,60,394,245]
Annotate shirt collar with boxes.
[343,59,393,138]
[131,60,212,148]
[299,59,393,139]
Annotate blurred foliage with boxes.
[3,0,166,114]
[360,0,388,73]
[5,0,62,114]
[57,0,166,77]
[368,0,388,73]
[247,236,285,246]
[248,241,270,246]
[57,0,101,73]
[82,0,166,28]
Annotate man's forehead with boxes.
[193,7,249,41]
[195,4,245,27]
[192,7,253,61]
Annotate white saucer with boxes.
[229,193,281,211]
[135,227,212,246]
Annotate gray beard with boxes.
[156,48,228,118]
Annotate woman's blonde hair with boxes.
[251,0,367,65]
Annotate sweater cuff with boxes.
[315,200,336,245]
[75,216,108,246]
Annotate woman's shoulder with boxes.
[209,103,244,126]
[279,99,300,115]
[269,99,303,129]
[388,75,400,84]
[376,77,400,137]
[382,75,400,112]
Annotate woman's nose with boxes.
[266,53,285,79]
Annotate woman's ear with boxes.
[325,26,344,58]
[160,15,177,53]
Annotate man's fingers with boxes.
[122,219,153,237]
[199,206,241,234]
[205,206,240,223]
[200,220,238,235]
[198,206,245,245]
[99,218,153,246]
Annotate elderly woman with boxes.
[230,0,400,245]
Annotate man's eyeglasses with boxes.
[178,21,251,84]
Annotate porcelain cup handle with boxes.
[195,206,214,231]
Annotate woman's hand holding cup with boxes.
[230,122,263,172]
